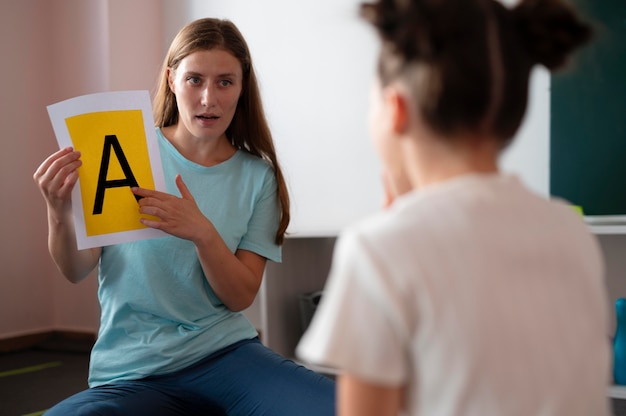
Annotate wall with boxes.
[47,0,110,337]
[0,0,163,340]
[0,0,57,339]
[171,0,385,236]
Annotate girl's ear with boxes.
[383,87,410,135]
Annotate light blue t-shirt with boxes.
[88,128,281,387]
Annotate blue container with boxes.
[614,298,626,384]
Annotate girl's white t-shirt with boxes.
[298,174,610,416]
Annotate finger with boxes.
[44,157,82,193]
[35,155,82,200]
[139,217,163,229]
[132,187,149,198]
[33,147,77,180]
[132,187,161,199]
[138,203,165,219]
[59,170,80,193]
[175,174,194,200]
[38,151,81,184]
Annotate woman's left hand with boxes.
[132,174,214,242]
[134,173,265,311]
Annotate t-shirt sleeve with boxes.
[238,166,282,263]
[296,230,410,386]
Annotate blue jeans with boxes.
[44,338,335,415]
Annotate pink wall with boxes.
[0,0,163,339]
[108,1,164,91]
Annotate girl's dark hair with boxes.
[361,0,592,145]
[153,18,290,245]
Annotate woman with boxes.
[34,18,334,415]
[297,0,609,415]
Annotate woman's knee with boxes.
[43,384,180,416]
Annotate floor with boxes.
[1,343,624,416]
[0,346,89,416]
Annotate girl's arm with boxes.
[338,373,404,416]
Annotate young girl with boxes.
[34,18,335,415]
[297,0,609,415]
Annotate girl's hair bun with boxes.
[513,0,592,70]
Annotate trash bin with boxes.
[298,290,323,333]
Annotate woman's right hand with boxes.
[33,147,82,215]
[33,147,101,283]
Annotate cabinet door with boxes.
[550,0,626,217]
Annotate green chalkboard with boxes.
[550,0,626,216]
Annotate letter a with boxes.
[93,135,141,215]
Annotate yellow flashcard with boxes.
[47,91,167,249]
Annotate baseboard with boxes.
[0,330,96,353]
[0,331,52,353]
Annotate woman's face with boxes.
[168,48,243,141]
